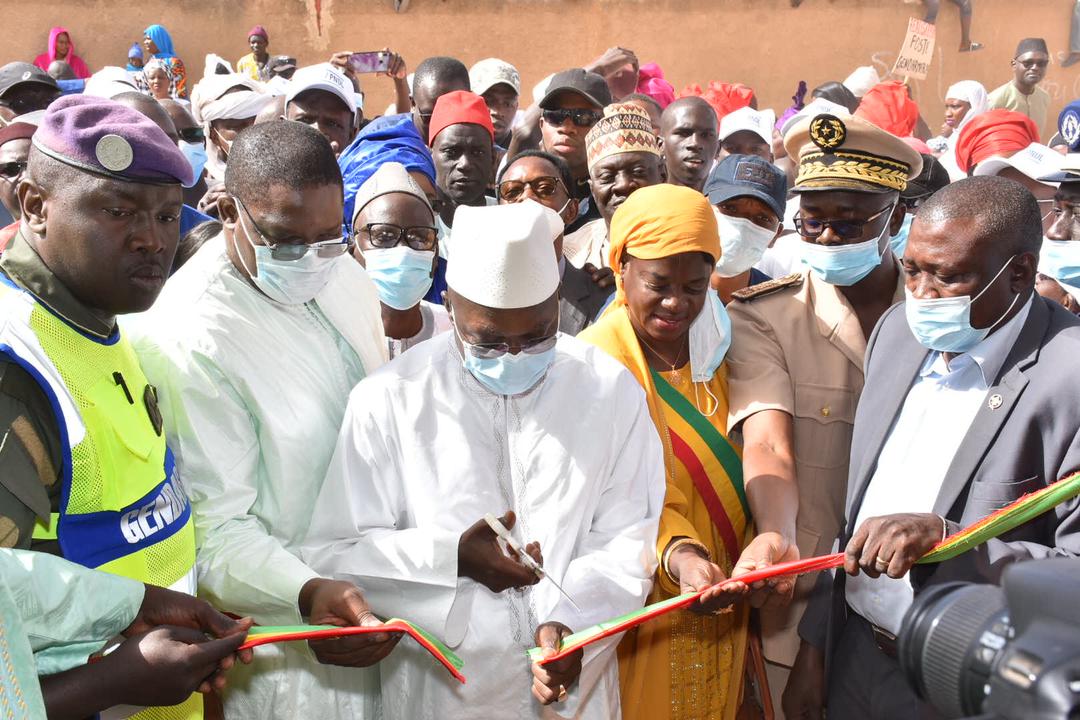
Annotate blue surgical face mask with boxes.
[179,140,207,188]
[453,323,558,396]
[1040,238,1080,288]
[889,212,914,258]
[235,212,338,305]
[904,256,1019,353]
[362,246,435,310]
[800,203,894,286]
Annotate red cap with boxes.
[855,81,920,138]
[954,109,1040,174]
[427,91,495,146]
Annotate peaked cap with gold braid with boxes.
[585,103,662,170]
[783,112,923,194]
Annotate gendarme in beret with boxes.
[783,112,922,194]
[32,94,192,186]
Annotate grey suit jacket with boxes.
[801,294,1080,664]
[559,263,614,336]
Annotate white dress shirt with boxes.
[846,296,1032,633]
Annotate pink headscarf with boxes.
[33,27,91,79]
[635,63,676,109]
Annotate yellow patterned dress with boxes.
[579,307,750,720]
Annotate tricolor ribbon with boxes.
[528,471,1080,665]
[239,619,465,683]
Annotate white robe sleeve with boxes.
[142,342,318,624]
[546,397,663,630]
[301,381,465,638]
[543,387,664,716]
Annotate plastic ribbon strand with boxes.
[528,471,1080,666]
[240,618,466,683]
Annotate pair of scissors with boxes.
[484,513,581,612]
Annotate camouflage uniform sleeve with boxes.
[0,358,62,551]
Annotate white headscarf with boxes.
[193,73,271,181]
[843,66,881,98]
[945,80,989,133]
[939,80,990,180]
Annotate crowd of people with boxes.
[1,15,1080,720]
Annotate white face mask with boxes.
[713,211,776,277]
[234,208,338,305]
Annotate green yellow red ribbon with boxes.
[240,618,465,683]
[528,471,1080,665]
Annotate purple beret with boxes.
[32,94,192,186]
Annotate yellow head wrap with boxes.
[607,183,720,306]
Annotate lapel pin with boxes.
[988,394,1003,410]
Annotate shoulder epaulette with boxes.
[730,273,804,303]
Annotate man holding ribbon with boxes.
[785,176,1080,720]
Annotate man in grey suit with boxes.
[783,176,1080,720]
[496,150,613,335]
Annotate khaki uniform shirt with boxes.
[726,268,904,666]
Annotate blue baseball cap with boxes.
[703,154,788,219]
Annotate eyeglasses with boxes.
[452,316,559,359]
[178,127,205,144]
[497,176,566,202]
[357,222,438,251]
[234,197,350,261]
[458,332,558,360]
[0,160,26,180]
[542,108,602,128]
[793,204,894,240]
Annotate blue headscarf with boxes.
[143,25,176,59]
[1058,100,1080,152]
[339,113,437,234]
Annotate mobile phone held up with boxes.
[347,51,391,74]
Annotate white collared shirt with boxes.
[846,295,1033,633]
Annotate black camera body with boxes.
[898,558,1080,720]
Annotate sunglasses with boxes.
[0,160,26,180]
[1018,59,1049,69]
[542,108,602,128]
[497,176,565,202]
[178,127,205,144]
[357,223,438,252]
[794,204,893,241]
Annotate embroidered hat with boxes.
[784,112,922,194]
[585,103,661,169]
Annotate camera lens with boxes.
[898,582,1010,718]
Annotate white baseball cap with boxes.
[286,63,356,119]
[470,58,521,97]
[974,143,1064,186]
[720,106,777,145]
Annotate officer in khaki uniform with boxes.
[725,113,923,716]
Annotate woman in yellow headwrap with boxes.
[578,184,798,720]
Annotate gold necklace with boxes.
[637,332,688,381]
